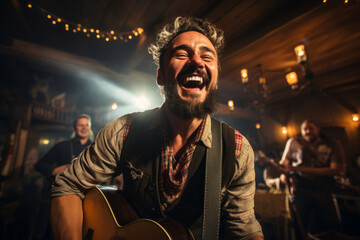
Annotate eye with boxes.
[202,54,214,61]
[173,50,189,59]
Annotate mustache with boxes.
[176,66,210,85]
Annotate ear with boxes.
[156,69,164,86]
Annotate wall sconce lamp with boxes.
[281,126,288,135]
[294,43,313,81]
[228,100,234,111]
[352,113,359,122]
[241,69,249,84]
[286,72,299,90]
[259,77,266,86]
[294,44,307,63]
[255,123,261,129]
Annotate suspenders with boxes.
[202,119,222,240]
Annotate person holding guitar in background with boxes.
[280,119,345,239]
[50,17,264,240]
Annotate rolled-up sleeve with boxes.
[221,136,263,239]
[50,115,129,199]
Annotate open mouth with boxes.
[181,75,205,89]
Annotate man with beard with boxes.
[280,120,345,238]
[50,17,263,240]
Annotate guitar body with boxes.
[83,186,195,240]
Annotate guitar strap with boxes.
[202,118,222,240]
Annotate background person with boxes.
[280,119,345,238]
[33,114,92,239]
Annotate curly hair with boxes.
[148,16,225,69]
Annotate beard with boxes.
[160,83,218,119]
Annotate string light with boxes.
[323,0,350,3]
[25,1,144,43]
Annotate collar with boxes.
[149,104,212,148]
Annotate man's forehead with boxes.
[301,122,317,129]
[168,31,216,52]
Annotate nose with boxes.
[188,53,205,69]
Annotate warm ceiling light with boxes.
[256,123,261,129]
[57,18,62,22]
[96,34,100,38]
[228,100,234,111]
[352,114,359,122]
[65,24,69,28]
[47,14,51,19]
[128,35,133,39]
[28,4,32,8]
[294,44,307,63]
[110,30,115,35]
[52,20,56,25]
[90,29,94,32]
[96,29,100,33]
[83,29,87,33]
[113,36,117,40]
[73,29,77,33]
[286,72,298,89]
[282,126,288,135]
[105,37,110,41]
[241,69,249,84]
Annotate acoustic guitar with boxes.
[83,185,195,240]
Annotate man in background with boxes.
[34,114,92,239]
[280,119,345,238]
[35,114,93,180]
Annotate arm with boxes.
[221,135,264,240]
[290,161,343,177]
[50,116,129,238]
[51,164,70,176]
[51,195,83,240]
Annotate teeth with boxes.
[185,76,203,84]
